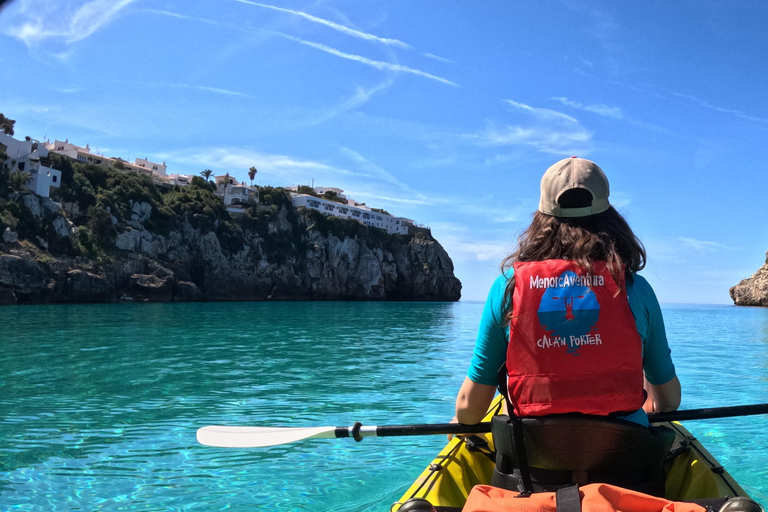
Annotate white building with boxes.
[135,157,167,176]
[45,140,157,177]
[214,174,258,211]
[288,186,411,235]
[1,133,62,198]
[167,173,193,187]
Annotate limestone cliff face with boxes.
[0,198,461,305]
[730,251,768,306]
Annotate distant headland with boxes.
[0,117,461,305]
[730,251,768,307]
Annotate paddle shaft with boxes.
[360,422,492,439]
[648,403,768,423]
[348,403,768,440]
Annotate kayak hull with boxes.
[395,397,749,510]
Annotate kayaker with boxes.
[454,156,681,426]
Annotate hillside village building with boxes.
[0,133,62,198]
[214,174,259,213]
[135,157,167,176]
[6,132,416,233]
[287,186,413,235]
[45,140,152,176]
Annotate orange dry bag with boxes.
[463,483,708,512]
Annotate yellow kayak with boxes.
[393,396,751,511]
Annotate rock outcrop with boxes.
[730,251,768,306]
[0,201,461,304]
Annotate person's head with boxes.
[501,157,646,308]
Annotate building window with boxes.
[17,162,25,171]
[324,204,334,211]
[363,213,370,219]
[52,175,58,183]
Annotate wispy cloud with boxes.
[299,80,394,127]
[574,69,768,129]
[422,53,454,64]
[667,91,768,125]
[467,99,591,155]
[148,82,251,98]
[143,8,226,28]
[429,222,513,263]
[677,237,728,253]
[6,0,137,46]
[645,236,730,264]
[51,87,81,94]
[551,97,624,119]
[505,100,577,123]
[233,0,410,49]
[551,95,672,134]
[472,123,592,156]
[339,147,425,197]
[280,34,458,86]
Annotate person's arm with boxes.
[643,375,681,413]
[632,275,681,413]
[453,273,511,425]
[455,377,497,424]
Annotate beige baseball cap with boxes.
[538,156,610,218]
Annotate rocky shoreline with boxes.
[0,195,462,305]
[730,251,768,306]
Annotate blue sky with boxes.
[2,0,767,303]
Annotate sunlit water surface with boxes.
[1,302,767,510]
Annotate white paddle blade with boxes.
[197,425,338,448]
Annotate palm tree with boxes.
[0,113,15,136]
[201,169,213,182]
[9,170,32,192]
[248,166,258,186]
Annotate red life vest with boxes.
[462,483,708,512]
[507,260,644,417]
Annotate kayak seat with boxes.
[490,414,676,497]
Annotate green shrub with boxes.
[86,205,117,248]
[3,200,44,239]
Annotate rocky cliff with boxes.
[730,251,768,306]
[0,193,461,305]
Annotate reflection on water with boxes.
[1,302,767,509]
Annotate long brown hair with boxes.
[501,206,646,321]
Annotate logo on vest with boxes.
[535,270,602,355]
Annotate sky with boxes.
[1,0,768,304]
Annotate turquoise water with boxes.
[1,302,767,510]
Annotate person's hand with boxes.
[447,416,461,441]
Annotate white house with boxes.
[45,139,112,167]
[1,133,62,198]
[167,173,193,187]
[135,157,167,176]
[45,140,159,178]
[288,186,411,235]
[214,174,258,210]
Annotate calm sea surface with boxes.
[1,302,767,510]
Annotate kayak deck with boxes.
[394,396,749,510]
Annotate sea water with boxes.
[1,302,766,510]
